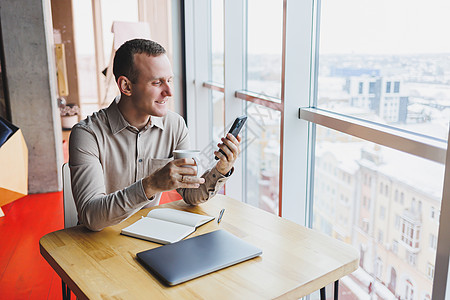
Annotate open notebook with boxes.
[137,229,263,286]
[121,208,214,244]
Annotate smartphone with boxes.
[215,115,247,160]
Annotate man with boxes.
[69,39,241,231]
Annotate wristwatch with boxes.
[224,168,233,177]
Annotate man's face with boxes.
[130,53,174,117]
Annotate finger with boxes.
[226,133,240,145]
[180,183,201,189]
[222,136,239,153]
[183,176,205,184]
[219,138,239,159]
[173,158,196,166]
[214,151,226,160]
[179,176,205,185]
[214,150,227,161]
[178,174,184,183]
[217,142,233,161]
[179,166,198,176]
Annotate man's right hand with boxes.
[142,158,205,198]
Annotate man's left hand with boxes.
[214,133,242,175]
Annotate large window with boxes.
[210,0,224,85]
[244,103,281,214]
[184,0,450,298]
[73,0,98,117]
[209,0,225,148]
[310,0,450,298]
[242,0,283,214]
[246,0,283,98]
[195,0,284,213]
[73,0,139,117]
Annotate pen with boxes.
[217,208,225,224]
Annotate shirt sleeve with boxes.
[177,166,233,205]
[69,124,153,231]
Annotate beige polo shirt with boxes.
[69,99,229,231]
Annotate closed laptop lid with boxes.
[136,229,262,286]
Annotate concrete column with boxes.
[0,0,63,193]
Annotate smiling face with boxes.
[129,53,174,118]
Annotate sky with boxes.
[320,0,450,55]
[246,0,283,55]
[211,0,283,55]
[211,0,450,55]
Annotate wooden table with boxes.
[40,195,359,299]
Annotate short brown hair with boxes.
[113,39,166,83]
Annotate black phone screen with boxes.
[215,115,247,160]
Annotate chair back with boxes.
[62,163,78,228]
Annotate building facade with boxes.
[314,141,442,299]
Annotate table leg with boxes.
[62,280,71,300]
[320,280,339,300]
[320,286,326,300]
[334,280,339,300]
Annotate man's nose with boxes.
[162,82,173,97]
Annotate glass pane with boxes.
[211,0,224,84]
[73,0,98,118]
[245,102,281,215]
[317,0,450,141]
[101,0,138,65]
[198,90,225,174]
[246,0,283,98]
[313,125,443,299]
[212,90,225,143]
[101,0,139,107]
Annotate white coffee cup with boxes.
[173,150,201,177]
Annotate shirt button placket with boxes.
[136,133,143,178]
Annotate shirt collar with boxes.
[106,96,128,134]
[106,95,165,134]
[150,116,164,130]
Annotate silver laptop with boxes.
[136,229,262,286]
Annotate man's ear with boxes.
[117,76,132,96]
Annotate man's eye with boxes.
[153,81,162,85]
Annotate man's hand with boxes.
[142,158,205,198]
[214,133,242,175]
